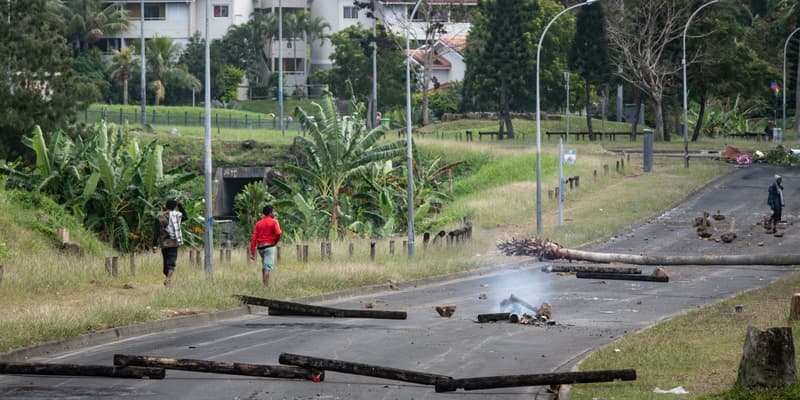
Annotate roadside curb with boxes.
[0,258,537,363]
[0,307,253,362]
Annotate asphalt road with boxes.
[1,164,798,400]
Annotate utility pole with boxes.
[278,0,284,136]
[140,0,146,126]
[616,0,623,122]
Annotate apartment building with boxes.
[102,0,475,97]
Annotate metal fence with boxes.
[78,108,301,131]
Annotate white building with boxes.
[101,0,475,97]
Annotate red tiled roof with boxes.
[440,37,466,55]
[410,49,452,69]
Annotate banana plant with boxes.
[290,91,406,240]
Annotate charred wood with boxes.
[576,272,669,282]
[0,362,165,379]
[435,369,637,392]
[278,353,452,386]
[113,354,321,381]
[234,295,407,320]
[542,264,642,274]
[476,313,511,323]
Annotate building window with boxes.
[274,58,304,73]
[213,5,229,18]
[143,5,164,20]
[343,6,358,19]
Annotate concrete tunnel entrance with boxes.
[212,166,273,245]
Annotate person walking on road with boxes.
[151,199,187,287]
[250,205,282,287]
[767,174,784,234]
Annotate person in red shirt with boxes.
[249,205,282,287]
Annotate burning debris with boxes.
[478,294,555,326]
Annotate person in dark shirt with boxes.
[151,199,187,287]
[767,174,784,234]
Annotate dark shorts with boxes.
[161,247,179,275]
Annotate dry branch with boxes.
[113,354,321,381]
[499,237,800,265]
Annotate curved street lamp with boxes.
[535,0,599,235]
[783,27,800,140]
[682,0,720,168]
[405,0,425,257]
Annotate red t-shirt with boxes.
[250,215,282,256]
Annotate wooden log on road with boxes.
[234,294,407,320]
[278,353,452,386]
[576,272,668,282]
[0,361,165,379]
[499,237,800,265]
[113,354,322,381]
[476,312,511,323]
[435,369,637,392]
[542,264,642,274]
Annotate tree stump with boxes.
[790,294,800,320]
[736,326,797,387]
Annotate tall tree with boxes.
[58,0,129,55]
[686,5,769,141]
[0,0,96,159]
[568,4,610,138]
[143,36,201,106]
[464,0,547,139]
[605,0,692,141]
[326,25,408,112]
[108,47,137,105]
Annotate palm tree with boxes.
[144,36,201,105]
[291,92,406,239]
[253,11,279,77]
[58,0,129,55]
[302,14,331,80]
[108,47,136,105]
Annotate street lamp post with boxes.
[682,0,720,168]
[140,0,146,126]
[405,0,424,257]
[203,0,213,278]
[535,0,598,235]
[783,27,800,140]
[278,0,284,136]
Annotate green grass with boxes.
[570,272,800,400]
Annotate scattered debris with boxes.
[654,386,689,394]
[721,218,737,243]
[478,293,488,300]
[712,210,726,221]
[435,305,456,317]
[695,211,713,238]
[364,302,374,309]
[388,280,399,290]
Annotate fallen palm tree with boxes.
[498,237,800,266]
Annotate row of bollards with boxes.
[98,237,435,278]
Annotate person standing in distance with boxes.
[767,174,785,234]
[250,205,282,287]
[151,199,187,286]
